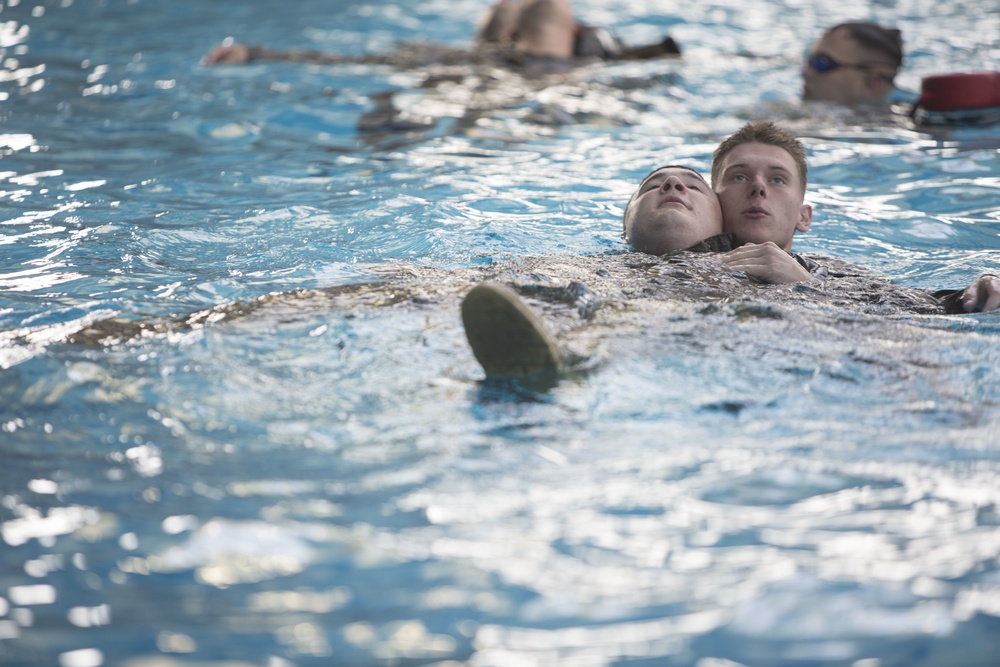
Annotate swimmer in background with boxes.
[801,22,911,106]
[475,0,679,62]
[203,0,679,68]
[477,0,580,60]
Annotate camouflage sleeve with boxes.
[792,254,829,281]
[931,289,967,314]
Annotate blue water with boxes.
[2,1,1000,666]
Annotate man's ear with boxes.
[796,203,812,233]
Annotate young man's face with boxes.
[714,143,812,251]
[624,167,723,256]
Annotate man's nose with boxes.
[660,176,686,191]
[750,175,767,197]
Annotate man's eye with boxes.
[733,174,748,182]
[771,176,787,185]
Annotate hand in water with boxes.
[961,274,1000,312]
[721,242,814,284]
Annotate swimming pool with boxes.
[2,0,999,665]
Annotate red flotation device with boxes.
[911,71,1000,125]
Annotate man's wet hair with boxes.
[711,121,808,194]
[831,22,904,73]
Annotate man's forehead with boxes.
[638,165,709,188]
[721,159,794,173]
[720,145,797,173]
[818,27,852,48]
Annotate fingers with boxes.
[722,242,780,259]
[721,245,759,269]
[719,257,761,271]
[961,275,1000,312]
[721,242,781,265]
[719,245,812,284]
[719,250,757,271]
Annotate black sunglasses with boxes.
[806,52,894,81]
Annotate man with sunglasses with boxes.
[803,22,908,106]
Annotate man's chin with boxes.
[730,220,764,237]
[730,227,771,247]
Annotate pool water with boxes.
[2,0,999,666]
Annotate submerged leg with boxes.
[461,281,562,378]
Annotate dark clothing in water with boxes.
[677,233,972,313]
[574,25,681,61]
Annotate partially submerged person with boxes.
[802,22,907,105]
[625,157,815,285]
[622,166,727,256]
[204,0,679,68]
[465,165,724,378]
[710,120,1000,310]
[465,163,785,378]
[478,0,577,59]
[476,0,679,62]
[711,120,818,284]
[463,122,999,379]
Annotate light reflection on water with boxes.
[2,0,1000,665]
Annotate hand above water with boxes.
[960,274,1000,312]
[721,242,814,284]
